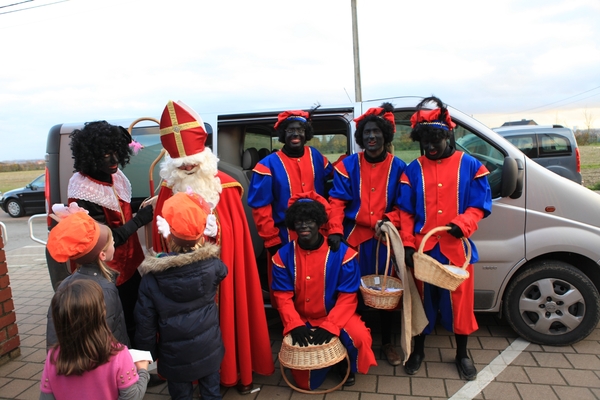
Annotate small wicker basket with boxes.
[359,232,404,310]
[279,333,349,394]
[413,226,471,291]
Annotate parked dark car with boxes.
[0,173,46,217]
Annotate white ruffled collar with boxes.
[67,170,132,212]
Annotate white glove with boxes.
[204,214,217,238]
[156,215,171,239]
[51,202,89,219]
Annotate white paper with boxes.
[129,349,154,363]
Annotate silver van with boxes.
[43,97,600,346]
[492,125,582,184]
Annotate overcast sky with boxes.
[1,0,599,161]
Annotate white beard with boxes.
[160,149,222,207]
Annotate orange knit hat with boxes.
[47,212,111,265]
[162,191,210,244]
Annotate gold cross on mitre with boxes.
[159,100,203,158]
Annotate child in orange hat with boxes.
[40,279,149,400]
[134,191,228,400]
[45,205,130,350]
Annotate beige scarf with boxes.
[378,221,428,365]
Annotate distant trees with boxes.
[0,161,45,173]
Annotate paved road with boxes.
[2,234,600,398]
[0,211,47,252]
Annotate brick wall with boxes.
[0,232,20,366]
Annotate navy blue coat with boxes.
[134,243,227,381]
[46,263,129,350]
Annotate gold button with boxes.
[370,211,374,215]
[437,160,442,164]
[302,182,305,186]
[437,235,441,239]
[306,298,310,302]
[371,188,375,191]
[307,276,311,280]
[438,210,443,214]
[297,159,301,162]
[438,183,442,187]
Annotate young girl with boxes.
[46,205,129,349]
[40,279,149,400]
[135,191,228,400]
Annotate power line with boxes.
[0,1,33,10]
[0,0,69,15]
[513,85,600,113]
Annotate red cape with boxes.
[152,171,274,386]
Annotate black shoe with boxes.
[343,372,356,386]
[147,373,166,387]
[455,357,477,381]
[404,352,424,375]
[336,359,355,386]
[236,382,254,395]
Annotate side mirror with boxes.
[510,158,524,199]
[500,157,518,198]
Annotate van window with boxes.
[391,111,426,163]
[390,110,505,198]
[539,133,571,157]
[504,134,537,158]
[245,132,272,152]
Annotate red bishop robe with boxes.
[151,171,274,387]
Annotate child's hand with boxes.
[134,360,150,370]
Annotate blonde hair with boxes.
[95,229,117,281]
[50,279,122,376]
[72,228,117,281]
[167,235,204,254]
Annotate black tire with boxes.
[504,261,600,345]
[6,199,24,218]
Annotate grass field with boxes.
[0,170,45,193]
[579,144,600,189]
[0,145,598,193]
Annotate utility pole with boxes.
[351,0,362,102]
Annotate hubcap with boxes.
[518,277,585,335]
[7,201,21,216]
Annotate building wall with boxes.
[0,231,20,366]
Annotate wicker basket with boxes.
[359,232,404,310]
[279,333,347,370]
[279,333,350,394]
[413,226,471,291]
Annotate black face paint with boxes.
[99,152,119,175]
[362,121,385,157]
[421,136,448,160]
[284,121,306,151]
[294,219,319,247]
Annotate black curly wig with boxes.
[69,121,132,175]
[409,96,453,143]
[354,102,395,149]
[284,199,328,230]
[276,104,321,144]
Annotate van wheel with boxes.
[6,199,24,218]
[503,261,600,345]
